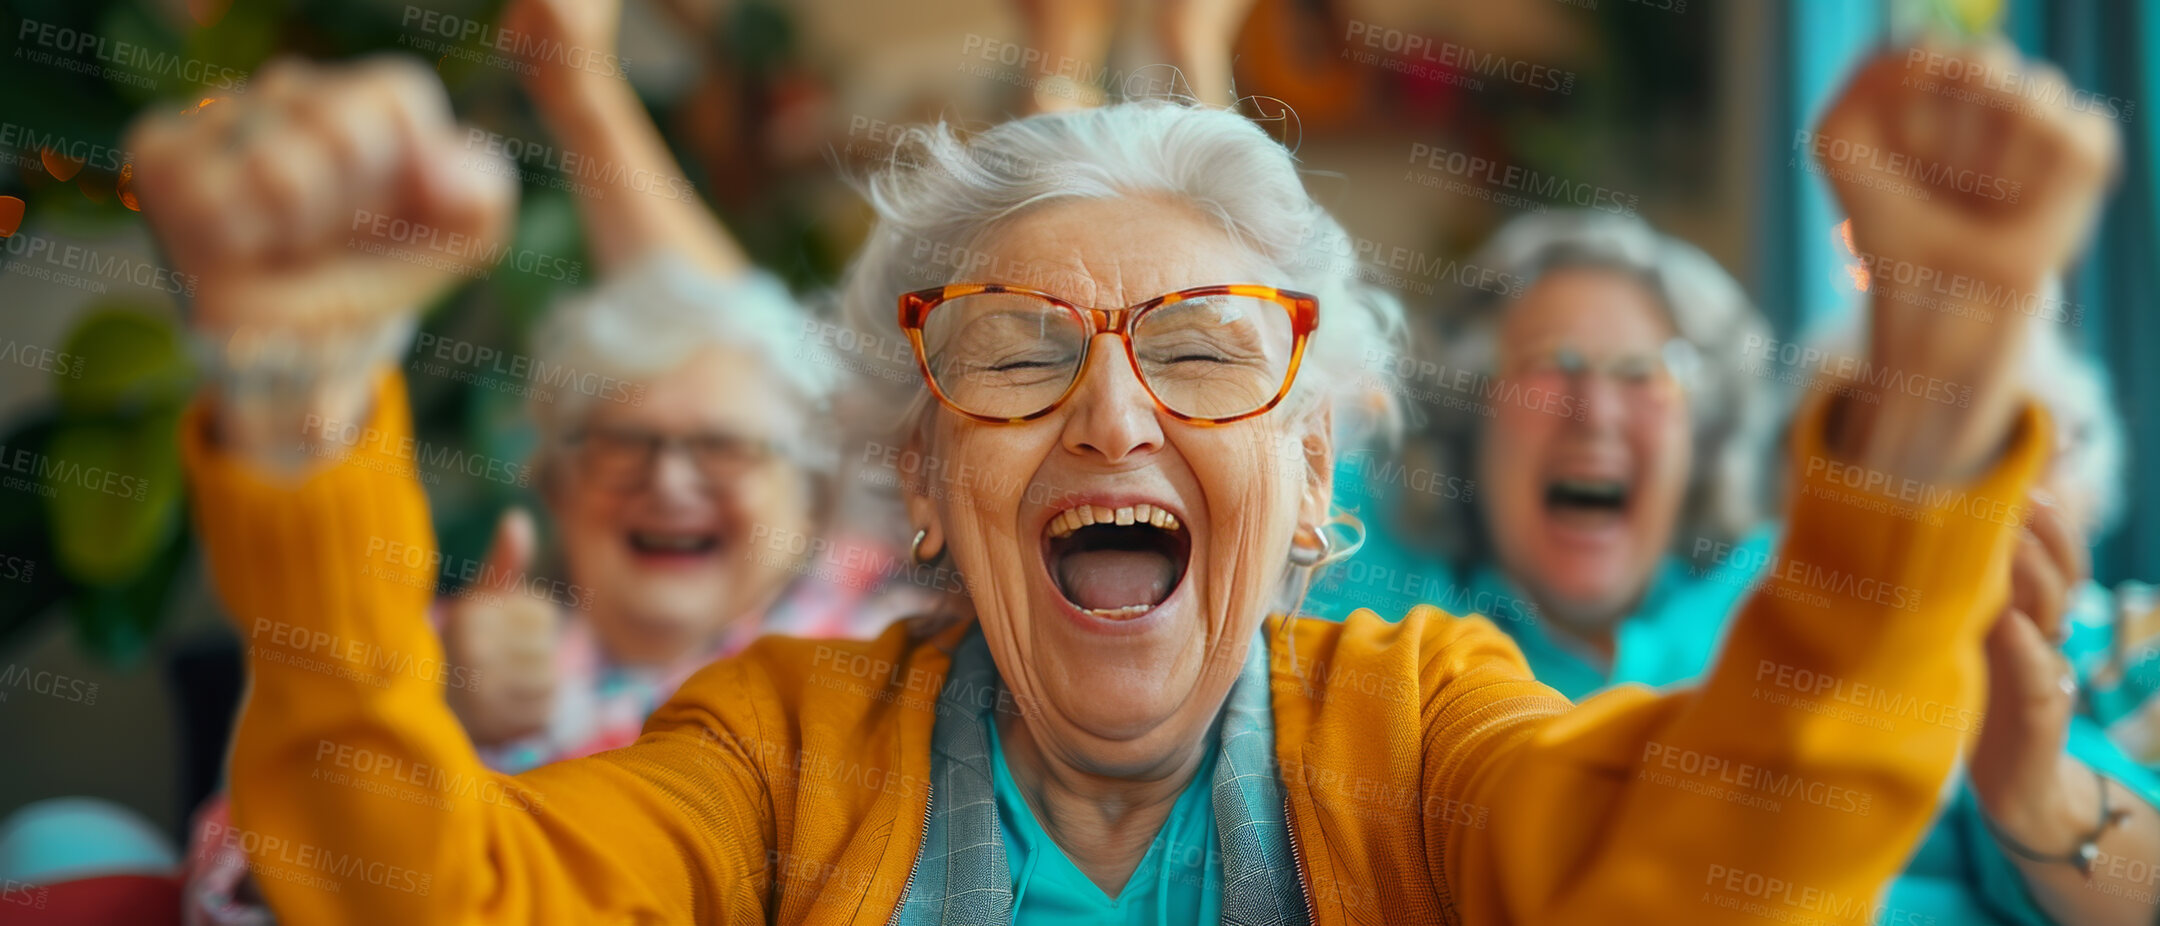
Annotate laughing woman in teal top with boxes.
[1310,211,2160,925]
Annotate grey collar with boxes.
[892,627,1307,926]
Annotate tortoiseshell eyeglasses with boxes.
[898,283,1320,425]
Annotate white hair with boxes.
[1414,210,1781,564]
[526,253,840,482]
[833,100,1407,459]
[2026,321,2129,535]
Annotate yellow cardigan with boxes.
[183,373,2045,925]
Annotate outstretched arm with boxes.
[135,57,773,923]
[506,0,750,278]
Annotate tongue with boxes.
[1056,549,1176,611]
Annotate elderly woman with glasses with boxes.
[137,41,2128,924]
[1340,209,2160,925]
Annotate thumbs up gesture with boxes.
[443,509,562,747]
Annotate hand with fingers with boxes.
[1971,492,2093,833]
[1968,491,2160,923]
[443,509,564,748]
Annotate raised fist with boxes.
[126,55,516,336]
[1813,40,2120,479]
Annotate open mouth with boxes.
[627,530,721,558]
[1042,503,1191,620]
[1543,478,1630,527]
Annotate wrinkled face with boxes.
[551,345,817,666]
[910,195,1330,776]
[1479,268,1692,628]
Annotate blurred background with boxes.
[0,0,2152,843]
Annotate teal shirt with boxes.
[986,715,1223,925]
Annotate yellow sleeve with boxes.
[1436,399,2046,924]
[184,372,774,924]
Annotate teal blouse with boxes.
[985,713,1223,925]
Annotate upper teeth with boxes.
[1047,503,1181,538]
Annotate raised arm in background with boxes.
[504,0,750,278]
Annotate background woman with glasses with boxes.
[1333,209,2160,924]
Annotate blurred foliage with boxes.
[0,306,194,666]
[0,0,839,664]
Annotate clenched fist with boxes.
[127,55,516,337]
[1819,39,2118,293]
[1816,39,2119,482]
